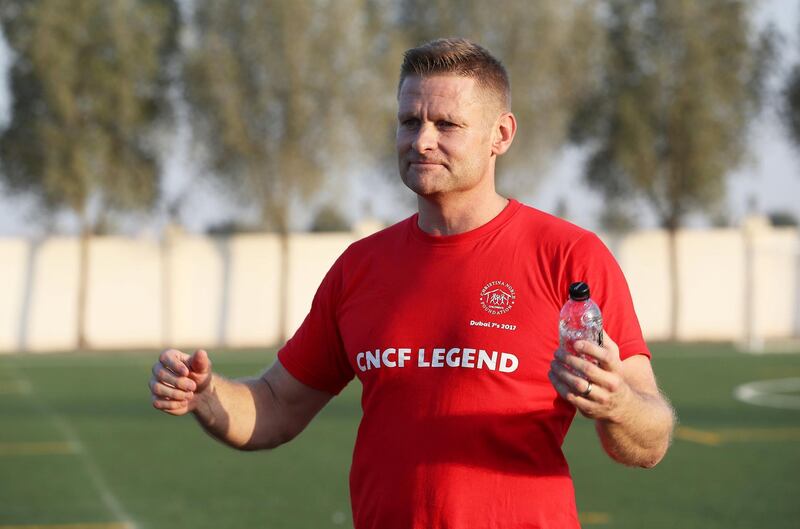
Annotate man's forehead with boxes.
[398,74,479,100]
[397,75,488,116]
[397,74,506,118]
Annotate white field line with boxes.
[733,378,800,410]
[5,364,138,529]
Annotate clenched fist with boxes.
[149,348,213,415]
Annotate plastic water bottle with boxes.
[559,281,603,367]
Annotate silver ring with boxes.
[580,380,593,398]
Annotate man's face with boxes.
[396,75,500,198]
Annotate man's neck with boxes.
[417,191,509,236]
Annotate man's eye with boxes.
[437,121,456,129]
[401,118,419,128]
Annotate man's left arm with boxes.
[549,332,676,468]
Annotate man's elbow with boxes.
[234,429,295,451]
[605,443,668,468]
[637,402,676,468]
[633,423,674,468]
[236,440,280,452]
[637,444,668,469]
[601,428,673,468]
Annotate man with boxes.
[150,38,675,528]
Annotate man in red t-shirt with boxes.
[150,38,675,528]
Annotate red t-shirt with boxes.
[279,199,649,529]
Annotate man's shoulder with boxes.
[341,215,413,258]
[513,201,596,246]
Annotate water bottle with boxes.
[559,281,603,367]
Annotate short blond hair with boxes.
[398,38,510,110]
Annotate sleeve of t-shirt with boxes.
[277,254,355,395]
[561,232,651,361]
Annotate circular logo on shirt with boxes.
[480,281,516,315]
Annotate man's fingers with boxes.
[573,340,607,364]
[550,364,606,412]
[190,349,211,374]
[151,364,197,392]
[601,330,617,349]
[548,369,571,399]
[159,348,190,376]
[574,333,620,368]
[550,360,592,395]
[150,378,194,401]
[151,348,208,416]
[151,348,214,416]
[152,396,190,415]
[565,393,603,418]
[554,351,614,389]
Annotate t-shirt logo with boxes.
[480,281,516,315]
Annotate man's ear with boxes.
[491,111,517,156]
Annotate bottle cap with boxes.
[569,281,590,301]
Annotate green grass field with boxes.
[1,343,799,529]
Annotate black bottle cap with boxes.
[569,281,590,301]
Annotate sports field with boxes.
[0,343,798,529]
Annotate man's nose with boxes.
[411,123,437,152]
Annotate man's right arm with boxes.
[150,349,333,450]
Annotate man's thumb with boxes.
[190,349,211,374]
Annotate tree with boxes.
[766,210,798,227]
[182,0,604,342]
[570,0,772,338]
[396,0,603,192]
[783,17,800,157]
[184,0,399,341]
[311,204,351,232]
[0,0,179,348]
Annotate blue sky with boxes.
[0,0,798,235]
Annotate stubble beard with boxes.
[401,163,453,197]
[402,158,491,201]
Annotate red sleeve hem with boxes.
[617,340,651,361]
[277,348,346,396]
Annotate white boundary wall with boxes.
[225,235,284,348]
[0,221,797,352]
[749,226,799,342]
[0,239,28,351]
[286,233,355,336]
[25,238,81,352]
[85,237,163,350]
[676,230,746,341]
[614,230,672,341]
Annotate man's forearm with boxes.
[595,389,675,468]
[192,374,283,450]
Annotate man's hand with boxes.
[150,348,213,416]
[549,331,675,467]
[149,351,334,450]
[548,332,632,422]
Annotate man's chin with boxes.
[401,172,446,196]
